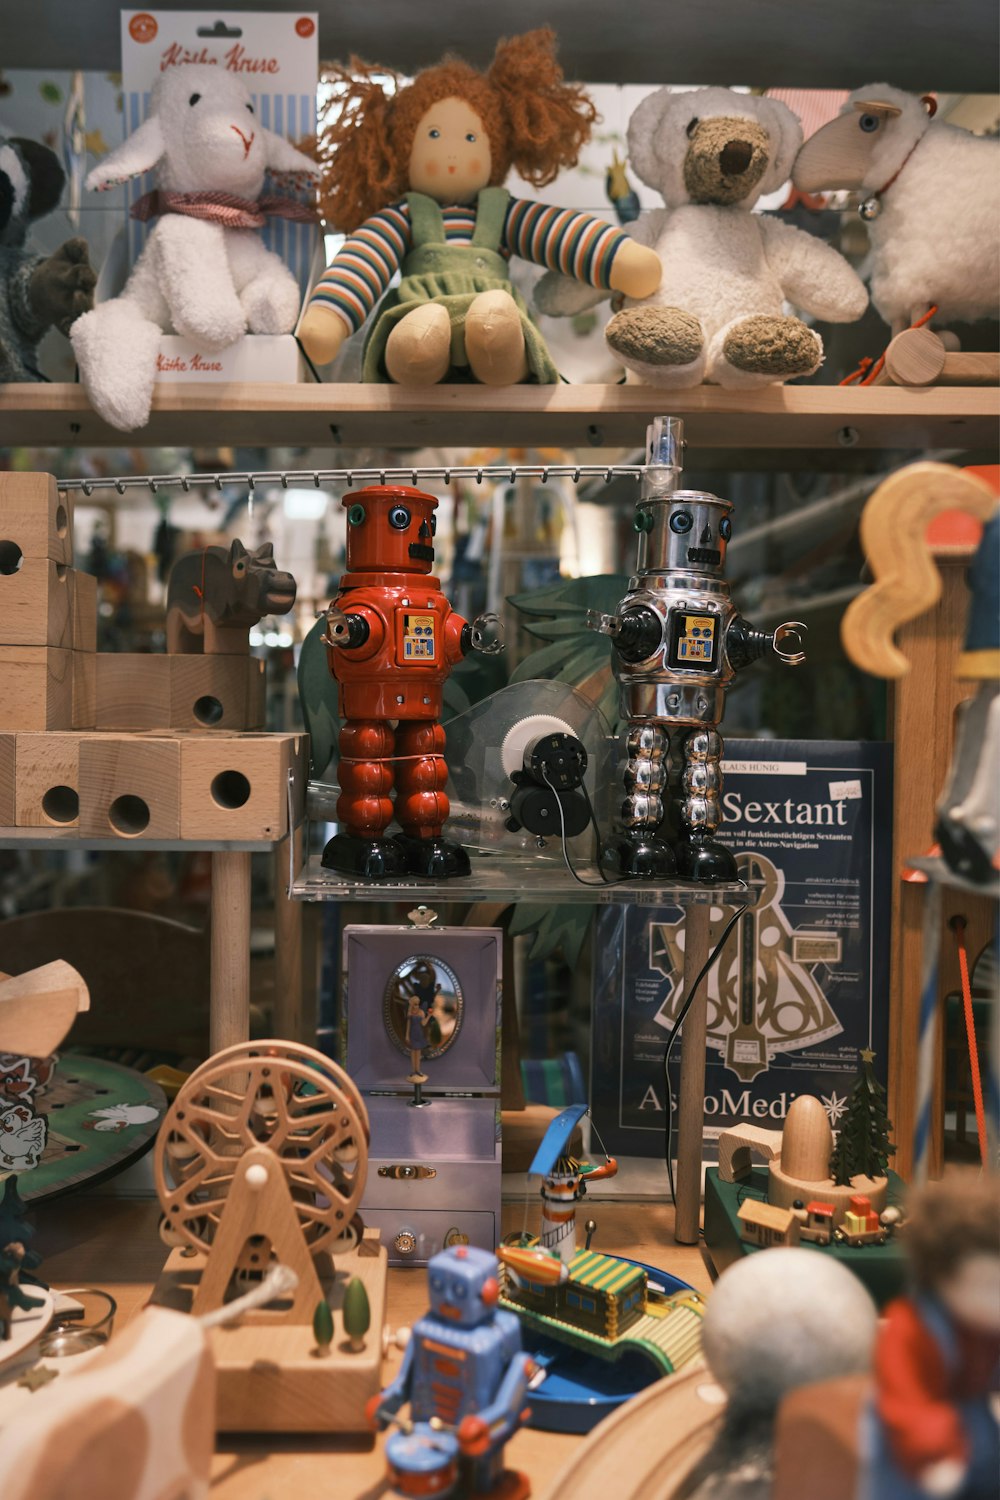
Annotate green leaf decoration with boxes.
[343,1276,371,1347]
[297,615,339,779]
[313,1297,334,1352]
[509,901,594,968]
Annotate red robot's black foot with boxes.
[600,832,676,880]
[675,832,738,883]
[393,834,471,879]
[322,833,407,880]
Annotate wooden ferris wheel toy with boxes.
[151,1039,387,1434]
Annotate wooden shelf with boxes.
[10,0,998,91]
[1,383,997,458]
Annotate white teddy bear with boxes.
[71,63,319,431]
[536,86,868,387]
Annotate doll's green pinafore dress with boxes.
[362,187,559,384]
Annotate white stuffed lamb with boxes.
[71,64,318,431]
[536,87,868,388]
[793,84,1000,331]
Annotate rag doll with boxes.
[71,63,319,431]
[0,134,95,382]
[297,27,660,383]
[536,85,868,387]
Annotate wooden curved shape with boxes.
[0,962,89,1058]
[842,462,997,679]
[545,1362,723,1500]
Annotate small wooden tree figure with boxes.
[829,1049,895,1186]
[343,1276,370,1353]
[313,1297,334,1358]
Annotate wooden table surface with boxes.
[33,1194,714,1500]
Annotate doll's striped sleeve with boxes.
[306,203,413,333]
[504,199,628,287]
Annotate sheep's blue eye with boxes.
[465,133,476,143]
[429,128,440,139]
[189,93,201,106]
[246,104,254,115]
[859,113,880,133]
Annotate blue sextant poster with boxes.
[590,740,893,1161]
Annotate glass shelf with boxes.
[291,852,745,906]
[0,827,280,853]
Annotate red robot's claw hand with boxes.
[469,612,504,655]
[457,1414,491,1456]
[322,606,370,650]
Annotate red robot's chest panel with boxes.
[397,608,439,665]
[330,578,463,722]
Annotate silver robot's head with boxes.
[633,489,733,577]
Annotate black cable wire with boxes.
[662,891,748,1205]
[541,765,636,888]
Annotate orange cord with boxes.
[840,305,939,388]
[952,916,989,1168]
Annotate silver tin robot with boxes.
[589,417,805,881]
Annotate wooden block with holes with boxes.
[94,654,172,729]
[170,654,266,730]
[0,558,72,646]
[0,472,73,567]
[14,731,86,827]
[0,734,14,824]
[0,645,75,730]
[78,734,181,839]
[72,569,98,652]
[73,648,96,728]
[179,732,306,840]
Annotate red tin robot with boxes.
[323,485,502,880]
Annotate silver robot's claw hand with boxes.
[773,621,807,666]
[470,612,504,654]
[586,609,622,637]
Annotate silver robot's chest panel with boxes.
[614,581,736,725]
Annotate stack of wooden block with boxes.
[0,474,305,843]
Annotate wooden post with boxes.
[887,554,994,1180]
[273,827,305,1042]
[210,850,252,1052]
[674,899,712,1245]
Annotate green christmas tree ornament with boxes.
[343,1277,370,1353]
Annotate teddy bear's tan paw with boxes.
[606,306,703,366]
[722,315,821,377]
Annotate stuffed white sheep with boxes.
[793,84,1000,331]
[536,86,868,388]
[71,64,318,431]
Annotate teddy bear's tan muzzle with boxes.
[684,116,771,204]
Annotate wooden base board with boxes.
[152,1230,387,1433]
[703,1166,906,1309]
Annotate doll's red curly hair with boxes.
[318,28,598,230]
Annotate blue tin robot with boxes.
[368,1244,534,1498]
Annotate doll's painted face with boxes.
[408,97,492,202]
